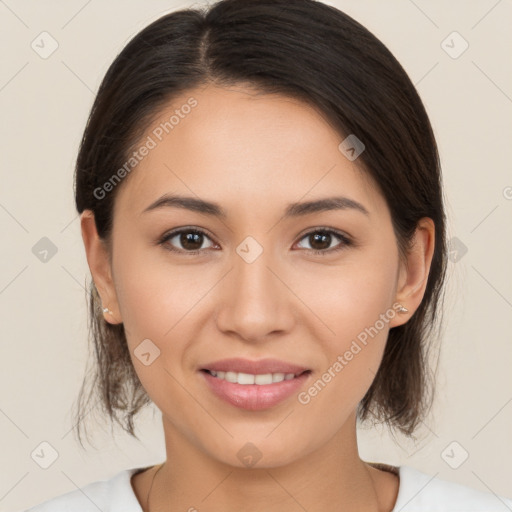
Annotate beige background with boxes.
[1,0,511,510]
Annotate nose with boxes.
[214,247,296,343]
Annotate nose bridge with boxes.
[235,237,276,299]
[233,235,281,311]
[215,236,294,340]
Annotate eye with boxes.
[295,228,352,255]
[158,227,217,255]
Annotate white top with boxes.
[22,464,512,511]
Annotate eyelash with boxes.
[157,226,353,257]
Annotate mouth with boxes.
[198,358,312,410]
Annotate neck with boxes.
[138,412,397,512]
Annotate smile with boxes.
[200,368,311,411]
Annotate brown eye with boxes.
[296,229,352,255]
[159,228,216,254]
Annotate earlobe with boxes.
[389,217,435,328]
[80,210,121,324]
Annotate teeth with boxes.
[208,370,299,385]
[255,374,272,385]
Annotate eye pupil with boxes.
[181,232,203,250]
[310,232,331,250]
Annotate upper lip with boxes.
[201,358,310,375]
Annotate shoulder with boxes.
[22,467,144,512]
[394,465,512,511]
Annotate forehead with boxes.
[113,84,385,221]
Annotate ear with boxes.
[80,210,121,324]
[388,217,435,328]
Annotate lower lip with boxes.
[201,371,311,411]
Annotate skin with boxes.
[81,84,435,511]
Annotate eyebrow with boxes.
[141,193,370,218]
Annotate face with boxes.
[88,84,416,469]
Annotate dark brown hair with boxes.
[73,0,447,446]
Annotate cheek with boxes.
[111,238,217,395]
[294,244,398,410]
[297,243,398,347]
[112,238,204,338]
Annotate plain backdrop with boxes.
[1,1,511,510]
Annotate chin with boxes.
[206,435,310,470]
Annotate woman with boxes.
[25,0,512,510]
